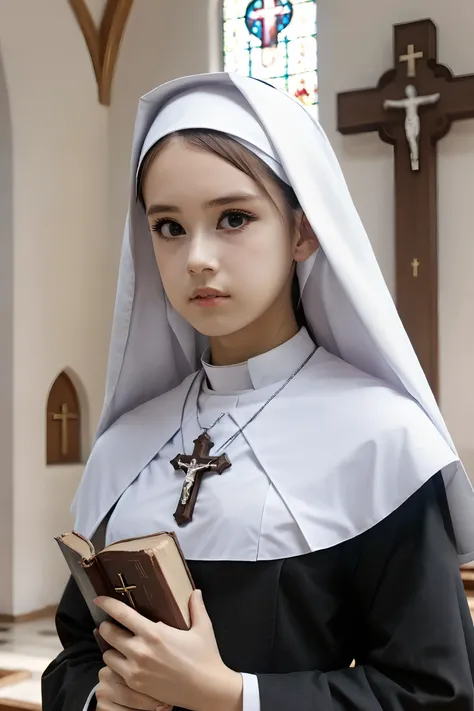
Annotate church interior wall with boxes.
[0,42,14,616]
[319,0,474,479]
[0,0,112,615]
[0,0,472,615]
[108,0,214,270]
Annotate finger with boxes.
[99,619,134,656]
[102,648,129,679]
[100,666,126,682]
[95,596,153,636]
[98,666,127,687]
[98,667,172,711]
[96,698,134,711]
[189,589,212,631]
[109,683,160,710]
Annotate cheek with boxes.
[151,242,186,310]
[152,240,183,283]
[233,229,293,284]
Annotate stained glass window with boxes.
[223,0,318,117]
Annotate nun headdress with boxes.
[72,72,474,563]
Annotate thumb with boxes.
[189,589,211,630]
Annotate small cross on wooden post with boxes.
[337,18,474,399]
[399,43,424,78]
[171,433,231,526]
[411,258,420,278]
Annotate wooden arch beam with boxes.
[69,0,134,106]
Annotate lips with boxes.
[191,288,229,300]
[190,288,230,307]
[193,294,228,300]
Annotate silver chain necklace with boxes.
[179,345,317,456]
[196,408,226,434]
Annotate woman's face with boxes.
[142,139,316,347]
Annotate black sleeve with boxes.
[41,576,103,711]
[257,474,474,710]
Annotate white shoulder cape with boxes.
[73,349,461,558]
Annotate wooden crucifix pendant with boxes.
[170,433,231,526]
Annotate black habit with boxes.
[42,475,474,710]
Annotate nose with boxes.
[186,233,219,275]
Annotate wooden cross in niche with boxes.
[50,403,78,457]
[337,19,474,399]
[46,371,81,465]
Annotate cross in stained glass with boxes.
[224,0,318,116]
[245,0,293,50]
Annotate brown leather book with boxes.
[55,530,195,652]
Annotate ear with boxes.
[293,213,319,263]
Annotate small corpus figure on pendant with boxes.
[170,432,231,525]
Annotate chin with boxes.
[193,322,245,338]
[188,315,251,339]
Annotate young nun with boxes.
[42,73,474,711]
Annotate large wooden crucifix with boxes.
[337,19,474,399]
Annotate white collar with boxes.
[201,327,316,393]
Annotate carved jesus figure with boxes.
[384,85,440,170]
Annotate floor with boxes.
[0,617,61,706]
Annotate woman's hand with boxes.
[96,666,172,710]
[95,590,242,711]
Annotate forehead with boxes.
[142,139,273,205]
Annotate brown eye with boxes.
[151,219,185,239]
[222,213,245,229]
[218,210,257,231]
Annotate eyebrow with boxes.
[146,192,262,217]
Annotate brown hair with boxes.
[137,128,300,216]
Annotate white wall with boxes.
[0,0,111,615]
[0,0,219,616]
[109,0,214,260]
[0,43,14,615]
[318,0,474,478]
